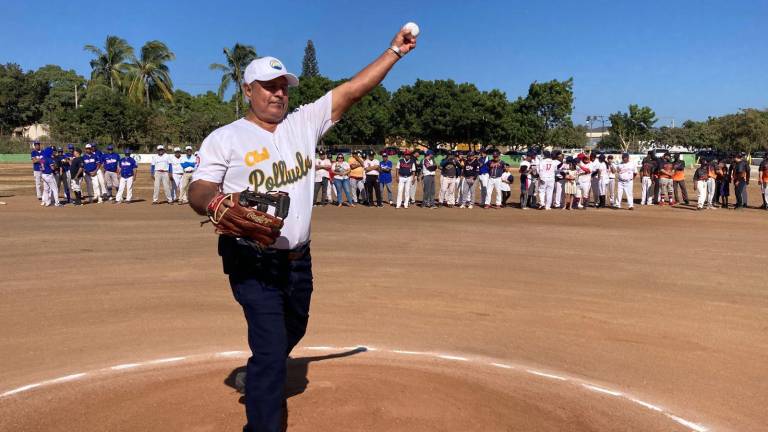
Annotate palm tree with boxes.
[125,40,175,107]
[84,36,134,91]
[210,44,257,118]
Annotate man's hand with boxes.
[391,27,417,55]
[206,192,284,248]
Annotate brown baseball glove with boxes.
[206,192,284,248]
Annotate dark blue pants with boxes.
[220,237,313,432]
[735,180,747,208]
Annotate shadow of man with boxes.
[224,346,368,402]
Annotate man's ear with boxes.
[242,82,251,99]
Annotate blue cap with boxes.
[67,144,74,149]
[107,145,113,150]
[33,140,40,145]
[125,148,132,154]
[425,150,434,156]
[622,152,630,158]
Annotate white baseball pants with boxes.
[105,171,120,195]
[577,181,591,206]
[396,176,412,208]
[171,173,183,200]
[440,177,458,205]
[87,174,103,200]
[615,180,633,208]
[96,170,107,198]
[485,177,502,206]
[554,180,565,208]
[696,180,708,208]
[33,170,43,198]
[706,178,716,206]
[41,173,59,205]
[538,179,555,209]
[116,176,134,202]
[641,176,653,204]
[153,173,172,203]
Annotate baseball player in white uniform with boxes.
[614,153,637,209]
[576,154,592,209]
[151,145,173,204]
[169,147,185,202]
[537,150,557,210]
[187,27,417,432]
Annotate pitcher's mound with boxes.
[1,351,691,431]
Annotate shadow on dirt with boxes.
[224,346,368,404]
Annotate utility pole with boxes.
[75,85,79,109]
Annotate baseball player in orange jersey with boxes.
[672,154,689,205]
[759,157,768,210]
[657,154,675,205]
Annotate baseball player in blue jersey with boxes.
[102,145,121,200]
[40,147,62,207]
[82,144,103,204]
[116,149,138,203]
[31,140,43,200]
[92,144,108,201]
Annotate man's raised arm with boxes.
[331,27,417,122]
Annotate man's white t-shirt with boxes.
[193,91,335,250]
[314,157,331,182]
[364,158,380,176]
[617,162,637,181]
[151,153,171,171]
[170,155,184,175]
[538,158,557,181]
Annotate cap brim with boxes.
[250,72,299,87]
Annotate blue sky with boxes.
[2,0,766,123]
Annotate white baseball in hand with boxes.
[403,22,420,37]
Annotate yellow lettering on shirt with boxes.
[249,152,313,191]
[244,148,270,167]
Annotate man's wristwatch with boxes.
[388,45,403,58]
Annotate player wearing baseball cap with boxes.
[537,150,557,210]
[116,149,138,204]
[151,145,173,204]
[483,150,506,208]
[102,145,121,201]
[759,154,768,210]
[82,144,103,204]
[614,153,637,210]
[421,150,437,208]
[731,152,750,209]
[363,150,383,207]
[396,150,416,208]
[188,26,417,432]
[30,140,43,200]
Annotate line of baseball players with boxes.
[313,148,768,211]
[30,140,198,206]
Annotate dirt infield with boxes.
[1,164,767,431]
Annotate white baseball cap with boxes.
[243,57,299,87]
[173,146,181,152]
[157,145,165,150]
[85,143,92,149]
[184,145,193,150]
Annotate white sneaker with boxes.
[468,204,473,209]
[459,205,466,209]
[97,198,103,204]
[40,201,45,206]
[396,205,401,209]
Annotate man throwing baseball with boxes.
[188,27,417,432]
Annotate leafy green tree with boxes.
[608,104,657,152]
[125,40,175,107]
[0,63,47,134]
[325,82,391,147]
[711,109,768,153]
[84,35,134,91]
[287,75,334,111]
[521,78,575,144]
[301,40,320,78]
[32,65,86,122]
[210,43,257,119]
